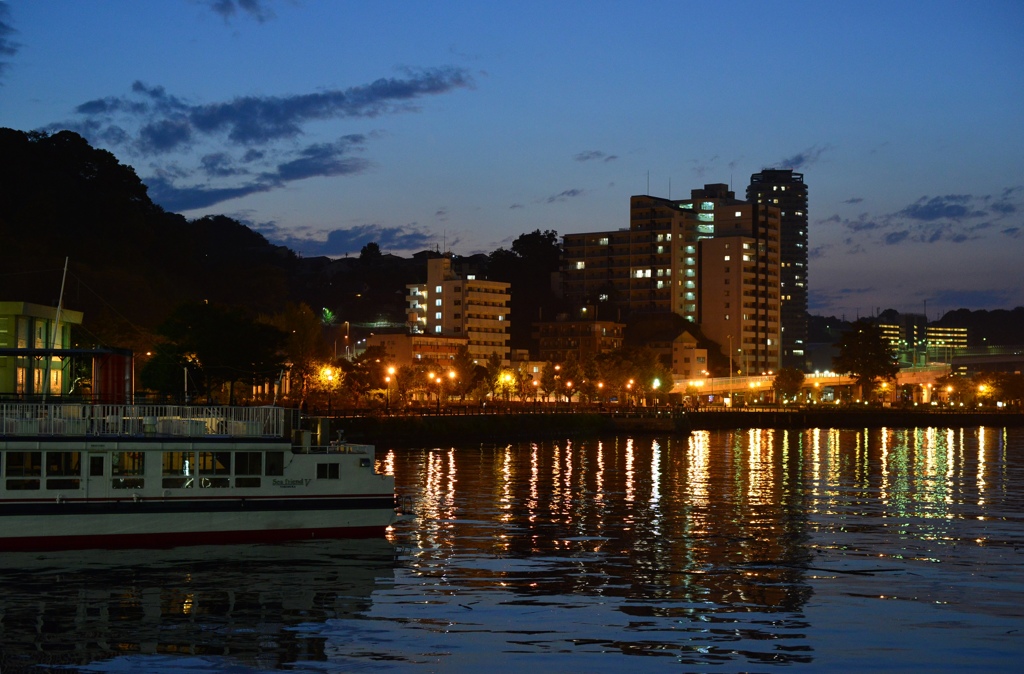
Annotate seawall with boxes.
[312,408,1024,448]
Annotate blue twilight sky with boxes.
[2,0,1022,318]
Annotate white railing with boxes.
[0,403,285,438]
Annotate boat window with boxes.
[5,451,41,491]
[111,451,145,490]
[198,451,231,488]
[45,451,81,490]
[317,463,340,479]
[162,451,194,489]
[265,451,285,476]
[235,451,262,488]
[90,455,104,477]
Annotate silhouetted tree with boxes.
[833,319,899,399]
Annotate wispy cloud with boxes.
[201,0,276,23]
[253,221,435,257]
[826,187,1024,250]
[0,1,18,79]
[149,135,370,211]
[72,68,472,152]
[55,67,473,212]
[544,188,587,203]
[774,145,831,170]
[843,197,863,204]
[574,150,617,163]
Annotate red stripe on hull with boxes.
[2,526,388,552]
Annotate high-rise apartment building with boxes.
[562,184,781,374]
[406,257,511,363]
[747,170,808,370]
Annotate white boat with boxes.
[0,403,396,551]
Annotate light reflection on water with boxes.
[1,427,1022,672]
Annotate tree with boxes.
[773,367,806,402]
[152,302,286,404]
[833,319,899,400]
[263,302,331,406]
[360,242,382,260]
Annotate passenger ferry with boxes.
[0,402,396,551]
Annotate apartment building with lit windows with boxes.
[562,184,782,374]
[406,256,511,363]
[747,170,808,370]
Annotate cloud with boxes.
[272,135,369,181]
[883,230,909,245]
[828,186,1024,252]
[254,221,435,257]
[70,68,472,153]
[149,135,370,211]
[0,1,19,79]
[544,188,586,204]
[896,194,984,221]
[1002,226,1021,238]
[775,145,831,170]
[56,67,472,211]
[508,203,524,210]
[202,0,276,22]
[843,197,863,204]
[574,150,617,163]
[148,175,273,211]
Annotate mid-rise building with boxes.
[926,325,968,362]
[533,312,625,363]
[406,257,511,363]
[365,332,469,367]
[562,184,781,374]
[747,170,808,369]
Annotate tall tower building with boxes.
[747,170,808,370]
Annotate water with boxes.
[2,427,1023,672]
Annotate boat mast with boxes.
[42,257,69,402]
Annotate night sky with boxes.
[2,0,1021,318]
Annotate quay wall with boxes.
[312,408,1024,448]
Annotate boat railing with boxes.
[293,441,375,455]
[0,403,285,439]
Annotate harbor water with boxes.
[1,426,1023,672]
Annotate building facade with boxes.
[0,301,83,397]
[747,170,808,370]
[407,257,511,363]
[533,314,625,363]
[561,184,781,374]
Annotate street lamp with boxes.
[324,368,334,416]
[565,380,573,407]
[385,365,395,413]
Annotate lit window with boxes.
[435,326,442,333]
[435,312,442,319]
[435,299,442,306]
[598,237,609,245]
[435,285,442,293]
[576,261,585,270]
[701,201,714,211]
[735,211,742,217]
[724,255,730,261]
